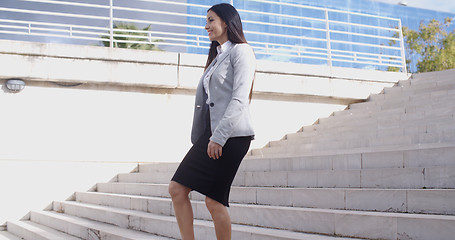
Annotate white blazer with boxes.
[191,43,256,146]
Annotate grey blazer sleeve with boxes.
[209,44,256,146]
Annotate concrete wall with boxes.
[0,40,408,223]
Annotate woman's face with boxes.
[205,10,228,44]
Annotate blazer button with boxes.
[210,103,215,107]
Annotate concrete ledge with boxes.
[0,39,408,103]
[0,39,179,65]
[256,58,409,83]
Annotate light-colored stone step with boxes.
[83,187,455,215]
[384,89,455,106]
[410,78,455,89]
[6,220,81,240]
[247,141,455,161]
[97,182,171,197]
[348,92,455,113]
[233,166,455,189]
[294,124,450,145]
[251,136,414,156]
[335,95,455,118]
[55,198,455,240]
[117,171,174,184]
[271,134,413,149]
[293,124,403,139]
[410,69,455,81]
[245,145,455,171]
[286,126,404,142]
[133,145,455,175]
[137,162,179,173]
[397,79,411,87]
[274,122,455,149]
[414,99,455,113]
[253,125,455,156]
[29,210,174,240]
[0,231,21,240]
[390,79,455,94]
[409,76,455,86]
[312,113,453,133]
[299,118,454,141]
[323,103,454,127]
[117,164,455,189]
[51,201,362,240]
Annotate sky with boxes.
[373,0,455,13]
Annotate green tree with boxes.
[390,18,455,73]
[101,22,162,51]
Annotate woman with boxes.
[168,3,255,240]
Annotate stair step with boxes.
[252,130,455,156]
[97,182,171,197]
[54,198,455,240]
[410,69,455,82]
[394,80,455,94]
[234,166,455,189]
[132,145,455,175]
[335,97,455,119]
[117,171,174,184]
[251,137,414,157]
[116,165,455,189]
[51,201,362,240]
[247,141,455,158]
[348,93,455,113]
[138,162,179,173]
[29,210,174,240]
[244,145,455,172]
[320,105,454,127]
[309,114,453,133]
[6,220,81,240]
[80,188,455,215]
[269,135,413,149]
[273,122,455,149]
[0,231,21,240]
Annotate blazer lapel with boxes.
[200,58,218,80]
[210,46,233,74]
[197,44,234,98]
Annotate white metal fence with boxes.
[0,0,406,72]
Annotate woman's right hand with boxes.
[207,140,222,160]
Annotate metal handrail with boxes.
[0,0,406,72]
[247,0,401,21]
[17,0,109,9]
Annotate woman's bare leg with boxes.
[205,197,231,240]
[169,181,194,240]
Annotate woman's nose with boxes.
[205,23,209,30]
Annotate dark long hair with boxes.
[205,3,254,102]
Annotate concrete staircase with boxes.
[1,68,455,239]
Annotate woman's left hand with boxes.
[207,140,223,160]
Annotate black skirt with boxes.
[171,110,251,207]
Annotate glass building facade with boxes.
[0,0,453,72]
[187,0,454,72]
